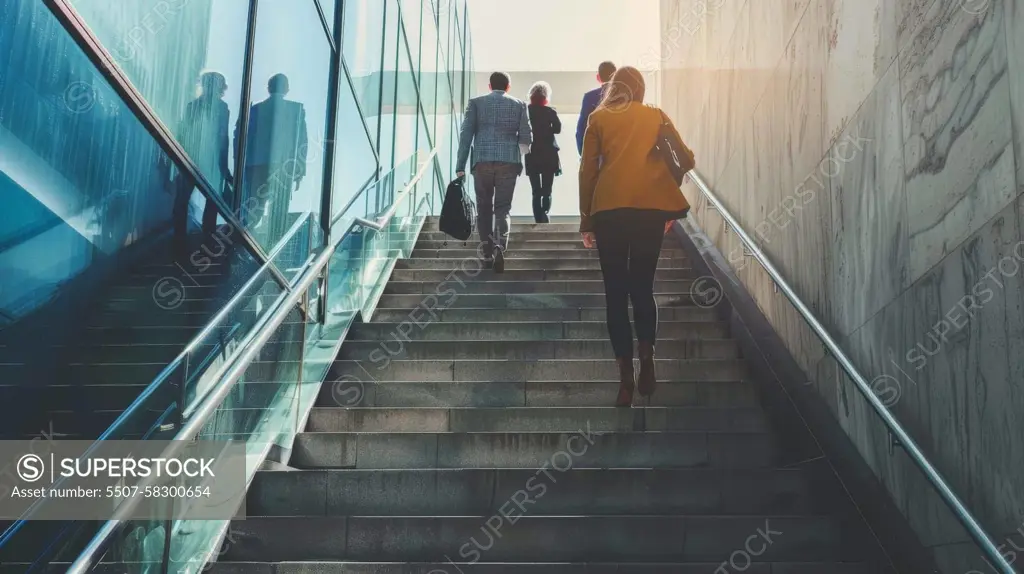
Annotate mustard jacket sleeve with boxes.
[578,114,602,233]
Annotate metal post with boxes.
[315,0,346,327]
[232,0,260,215]
[160,518,172,574]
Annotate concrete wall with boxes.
[659,0,1024,570]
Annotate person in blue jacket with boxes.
[576,61,616,155]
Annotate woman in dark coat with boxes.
[525,81,561,223]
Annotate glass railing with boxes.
[178,214,319,416]
[47,147,435,573]
[0,210,317,571]
[0,0,268,445]
[684,170,1015,574]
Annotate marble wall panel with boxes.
[822,0,898,146]
[1006,0,1024,196]
[895,0,939,55]
[704,0,748,66]
[900,0,1016,281]
[844,197,1024,545]
[734,0,802,121]
[716,11,753,183]
[659,0,707,71]
[659,0,1024,568]
[705,48,740,183]
[828,62,909,337]
[770,0,827,205]
[770,165,833,374]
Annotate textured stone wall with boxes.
[658,0,1024,571]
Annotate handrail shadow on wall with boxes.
[683,170,1015,574]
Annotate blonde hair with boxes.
[597,66,645,111]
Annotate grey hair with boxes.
[528,81,552,102]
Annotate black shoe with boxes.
[493,248,505,274]
[484,257,494,270]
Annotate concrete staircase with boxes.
[215,217,891,573]
[0,234,256,441]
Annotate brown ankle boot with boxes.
[615,357,635,407]
[637,342,656,397]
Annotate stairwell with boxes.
[212,217,892,572]
[0,235,255,441]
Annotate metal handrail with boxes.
[178,212,312,364]
[329,171,385,230]
[355,152,438,231]
[66,147,438,573]
[686,170,1014,574]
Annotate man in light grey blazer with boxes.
[455,72,532,273]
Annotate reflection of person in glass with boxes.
[173,71,233,260]
[237,73,308,246]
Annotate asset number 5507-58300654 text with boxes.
[107,485,212,499]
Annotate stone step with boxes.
[0,342,219,364]
[291,430,777,469]
[305,407,767,433]
[409,249,687,260]
[382,280,695,295]
[348,321,728,342]
[125,268,231,282]
[329,359,747,383]
[0,401,233,439]
[86,312,227,329]
[388,268,696,282]
[425,221,585,232]
[337,339,739,361]
[221,515,863,563]
[0,383,154,412]
[316,380,758,409]
[369,307,720,323]
[110,284,225,300]
[415,239,668,250]
[81,319,300,339]
[416,231,666,242]
[0,409,123,440]
[136,258,231,270]
[0,362,170,386]
[207,562,873,574]
[415,236,680,249]
[103,296,227,314]
[247,467,840,517]
[395,258,684,271]
[375,293,699,309]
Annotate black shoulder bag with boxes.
[651,109,696,186]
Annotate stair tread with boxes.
[1,221,886,569]
[202,562,876,574]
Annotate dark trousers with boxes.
[242,165,294,248]
[528,171,555,223]
[473,162,519,254]
[593,210,667,359]
[173,175,222,256]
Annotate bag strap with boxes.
[657,109,687,152]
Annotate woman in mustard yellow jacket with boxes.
[578,66,690,407]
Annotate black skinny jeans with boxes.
[593,209,667,359]
[528,171,555,223]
